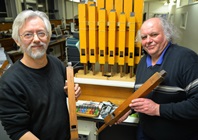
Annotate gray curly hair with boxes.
[157,17,180,43]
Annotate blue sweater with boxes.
[0,55,70,140]
[135,44,198,140]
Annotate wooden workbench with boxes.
[74,70,137,140]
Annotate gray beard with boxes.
[21,42,48,59]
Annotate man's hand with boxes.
[64,83,81,100]
[74,83,81,99]
[115,110,131,125]
[129,98,160,116]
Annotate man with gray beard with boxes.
[0,10,81,140]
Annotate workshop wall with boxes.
[174,3,198,53]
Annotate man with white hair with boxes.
[0,10,81,140]
[117,17,198,140]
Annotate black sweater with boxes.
[0,55,70,140]
[135,44,198,140]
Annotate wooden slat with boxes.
[78,4,89,64]
[0,60,9,76]
[66,65,78,140]
[88,4,98,64]
[118,13,126,66]
[128,13,135,67]
[108,10,116,65]
[96,70,167,134]
[98,8,107,65]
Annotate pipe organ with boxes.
[78,0,144,78]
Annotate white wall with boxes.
[66,1,79,19]
[144,1,198,53]
[174,3,198,53]
[144,1,169,19]
[54,0,66,19]
[167,3,176,23]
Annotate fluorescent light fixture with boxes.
[164,2,168,5]
[69,0,80,2]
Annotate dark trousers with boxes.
[190,134,198,140]
[137,125,152,140]
[137,124,198,140]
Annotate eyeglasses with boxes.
[20,31,48,40]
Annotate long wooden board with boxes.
[66,64,79,140]
[96,70,167,134]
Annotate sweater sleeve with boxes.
[160,50,198,120]
[0,80,30,140]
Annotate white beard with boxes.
[21,41,48,59]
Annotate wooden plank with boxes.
[96,70,167,134]
[118,13,126,66]
[66,64,79,140]
[98,8,107,65]
[0,60,9,76]
[108,10,116,65]
[78,4,89,64]
[89,4,98,74]
[128,13,135,67]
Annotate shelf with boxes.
[74,77,135,88]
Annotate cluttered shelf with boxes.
[75,99,138,140]
[75,100,138,124]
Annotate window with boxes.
[0,0,7,18]
[180,12,188,30]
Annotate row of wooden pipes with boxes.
[78,0,144,78]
